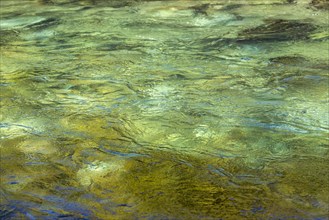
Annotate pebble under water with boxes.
[0,0,328,219]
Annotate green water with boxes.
[1,0,328,219]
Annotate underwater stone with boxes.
[268,56,307,66]
[37,0,137,7]
[268,55,329,72]
[237,19,317,42]
[220,4,243,10]
[25,18,59,30]
[189,4,211,16]
[0,30,19,45]
[168,74,187,80]
[310,0,329,10]
[36,0,227,8]
[98,42,140,51]
[37,0,54,4]
[82,0,137,8]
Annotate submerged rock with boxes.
[168,73,187,80]
[25,18,59,30]
[310,0,329,10]
[0,30,19,45]
[237,19,317,42]
[37,0,171,7]
[37,0,135,7]
[268,55,308,66]
[98,42,142,51]
[188,3,211,16]
[220,4,243,10]
[201,19,317,50]
[37,0,54,4]
[268,55,329,71]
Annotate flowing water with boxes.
[0,0,328,219]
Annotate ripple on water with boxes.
[0,0,328,219]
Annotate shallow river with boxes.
[0,0,328,219]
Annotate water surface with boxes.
[1,0,328,219]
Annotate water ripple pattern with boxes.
[1,0,328,219]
